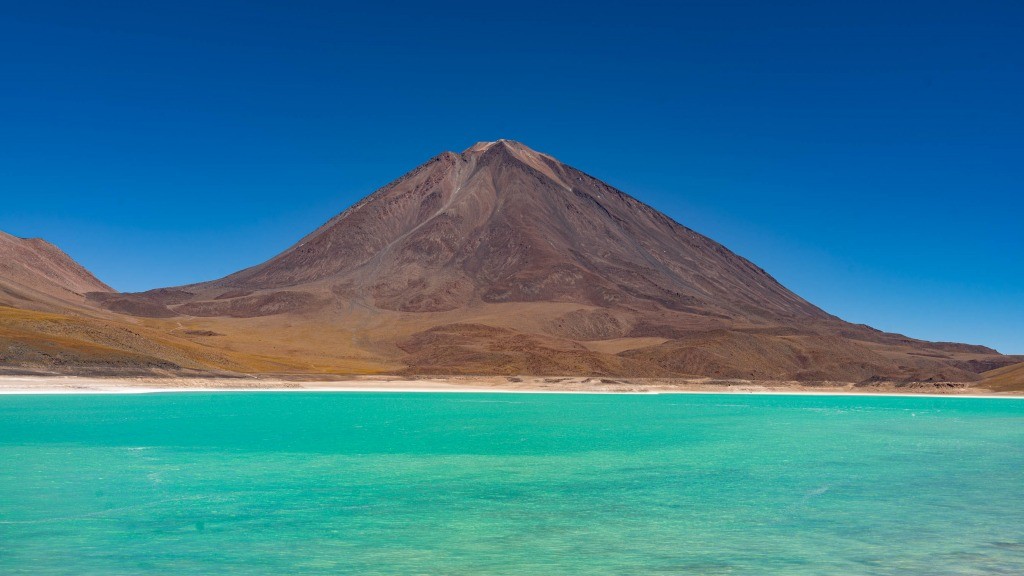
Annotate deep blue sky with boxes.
[1,1,1021,353]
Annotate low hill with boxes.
[982,362,1024,393]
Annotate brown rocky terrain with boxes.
[982,362,1024,392]
[0,231,113,310]
[74,139,1018,384]
[0,233,257,375]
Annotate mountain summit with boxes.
[91,141,1013,381]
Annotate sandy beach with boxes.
[0,374,1020,397]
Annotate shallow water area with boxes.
[1,392,1022,574]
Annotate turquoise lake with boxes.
[1,392,1022,574]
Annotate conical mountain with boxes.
[136,140,826,320]
[95,141,1016,381]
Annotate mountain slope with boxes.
[0,231,256,375]
[982,362,1024,392]
[93,140,1017,382]
[0,231,113,309]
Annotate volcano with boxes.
[89,140,1014,381]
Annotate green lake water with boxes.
[0,392,1022,574]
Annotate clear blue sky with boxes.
[1,1,1021,353]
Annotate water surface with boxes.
[1,392,1022,574]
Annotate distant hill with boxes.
[0,231,112,310]
[0,232,246,376]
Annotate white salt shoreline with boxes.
[0,375,1019,399]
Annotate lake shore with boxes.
[0,374,1020,397]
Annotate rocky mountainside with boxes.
[0,230,112,309]
[0,231,246,376]
[87,140,1018,383]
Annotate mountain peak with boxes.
[460,139,565,184]
[462,139,550,158]
[464,139,518,154]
